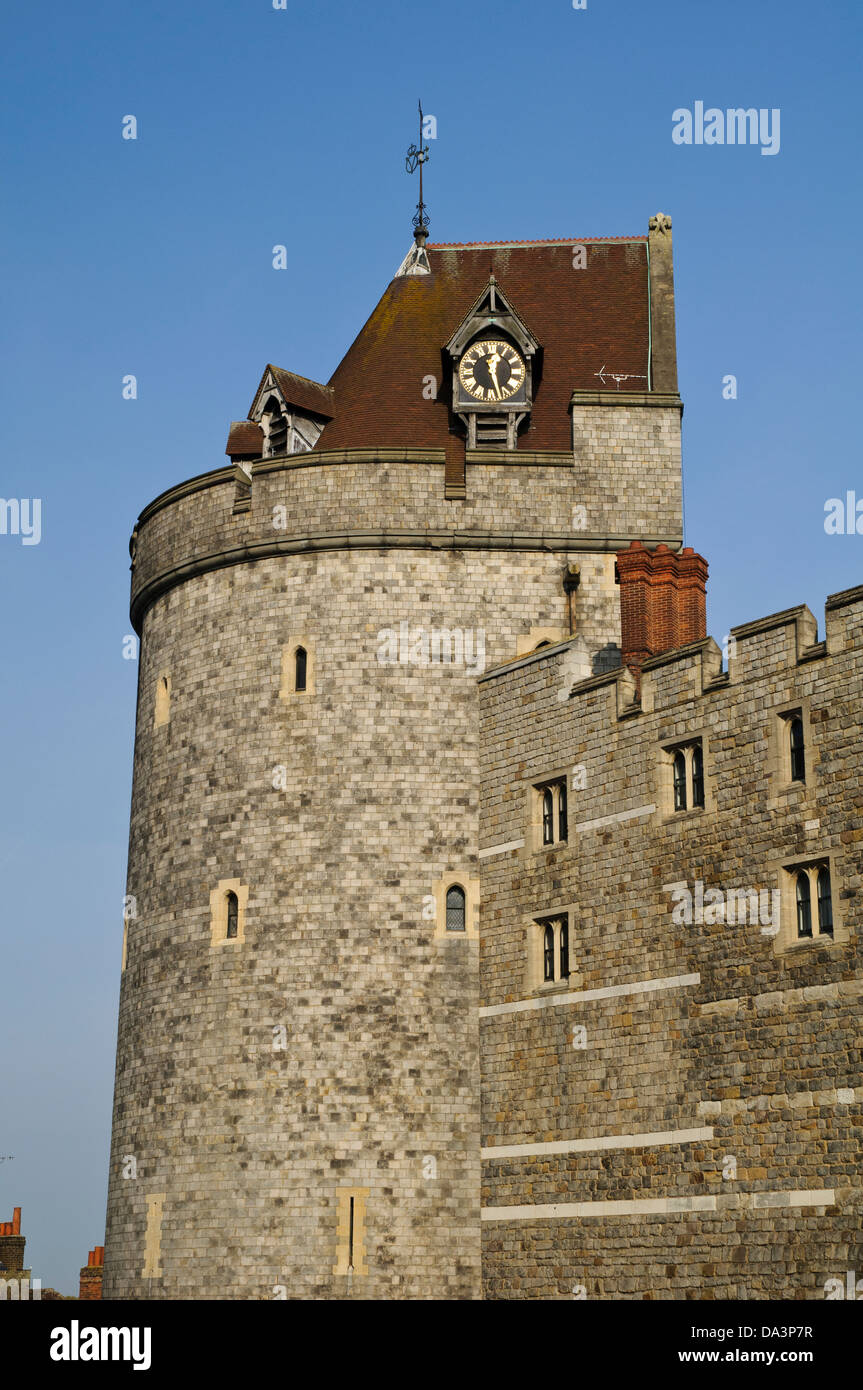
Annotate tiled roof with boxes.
[253,366,335,420]
[317,240,650,453]
[225,420,264,456]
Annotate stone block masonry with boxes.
[478,585,863,1298]
[106,398,679,1297]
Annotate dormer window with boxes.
[245,365,334,460]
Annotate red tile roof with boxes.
[251,366,335,420]
[317,239,650,453]
[225,420,264,457]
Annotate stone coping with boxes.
[569,390,683,410]
[134,446,597,530]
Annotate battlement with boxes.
[544,585,861,720]
[478,583,862,733]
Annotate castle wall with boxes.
[106,404,683,1299]
[478,588,863,1298]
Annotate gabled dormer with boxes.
[444,276,541,449]
[247,365,335,459]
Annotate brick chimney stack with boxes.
[79,1245,105,1300]
[0,1206,26,1274]
[616,541,708,677]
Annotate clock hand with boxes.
[487,352,502,399]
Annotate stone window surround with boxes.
[767,696,816,808]
[333,1186,369,1277]
[209,879,249,948]
[524,765,570,855]
[525,904,583,995]
[154,671,171,728]
[432,872,479,940]
[655,729,714,821]
[141,1193,166,1280]
[772,852,845,956]
[280,637,315,699]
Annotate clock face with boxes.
[458,339,526,403]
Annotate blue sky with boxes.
[1,0,860,1293]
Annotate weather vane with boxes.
[405,99,430,240]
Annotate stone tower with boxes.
[104,216,683,1299]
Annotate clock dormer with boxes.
[445,276,540,449]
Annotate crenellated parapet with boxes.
[539,586,863,722]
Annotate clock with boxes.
[458,339,526,403]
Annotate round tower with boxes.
[104,226,682,1298]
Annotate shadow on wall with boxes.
[593,644,622,675]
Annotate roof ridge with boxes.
[427,236,647,248]
[270,364,334,393]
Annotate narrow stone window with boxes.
[559,918,570,980]
[790,715,806,783]
[281,639,314,700]
[534,912,573,989]
[537,777,568,847]
[295,646,307,693]
[333,1187,369,1277]
[347,1197,356,1273]
[154,673,171,728]
[777,857,843,953]
[209,879,248,947]
[445,884,466,932]
[142,1193,166,1280]
[543,922,555,981]
[673,750,687,811]
[796,871,812,938]
[691,744,705,808]
[432,874,478,940]
[667,740,705,814]
[817,865,833,935]
[542,787,554,845]
[226,891,239,940]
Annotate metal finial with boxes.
[405,99,430,241]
